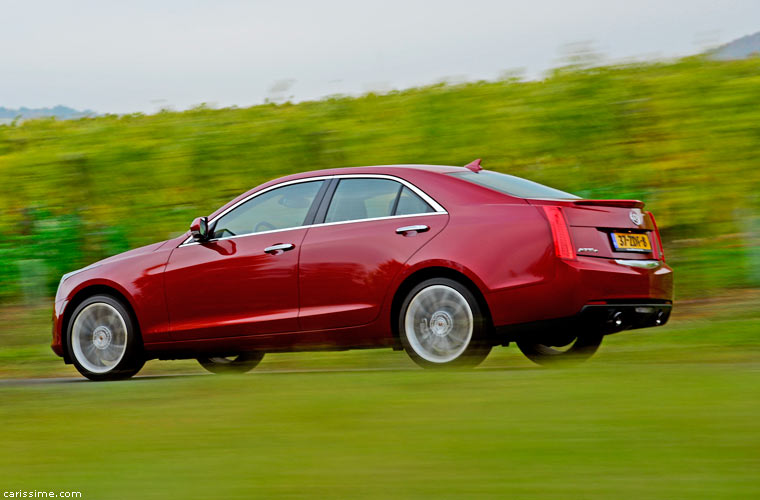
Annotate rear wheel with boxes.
[399,278,491,369]
[67,294,145,381]
[517,333,603,366]
[197,352,264,374]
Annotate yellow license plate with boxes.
[611,232,652,252]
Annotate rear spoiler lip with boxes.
[573,199,645,209]
[527,198,645,209]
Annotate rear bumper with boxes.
[562,256,673,304]
[494,300,672,343]
[485,256,673,328]
[578,302,672,334]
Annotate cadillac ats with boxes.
[52,161,673,380]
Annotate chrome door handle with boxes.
[396,225,430,235]
[264,243,295,254]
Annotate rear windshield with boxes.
[450,170,579,200]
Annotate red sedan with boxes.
[52,161,673,380]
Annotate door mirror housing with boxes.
[190,216,210,241]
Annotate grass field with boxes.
[1,295,759,499]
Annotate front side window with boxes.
[212,180,324,238]
[325,178,434,223]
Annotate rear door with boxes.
[298,176,448,331]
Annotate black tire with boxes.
[516,333,603,367]
[399,278,492,369]
[197,352,265,374]
[66,294,145,381]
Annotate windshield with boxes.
[450,170,579,200]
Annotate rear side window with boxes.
[325,178,399,223]
[395,187,435,216]
[451,171,579,200]
[325,178,435,223]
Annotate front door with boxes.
[165,180,325,340]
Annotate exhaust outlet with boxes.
[655,310,665,326]
[611,311,624,327]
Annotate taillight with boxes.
[647,211,665,262]
[542,206,575,260]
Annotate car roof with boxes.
[270,164,468,183]
[207,164,477,221]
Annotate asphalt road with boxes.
[0,364,549,385]
[0,367,421,385]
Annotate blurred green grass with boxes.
[1,297,759,498]
[1,344,758,499]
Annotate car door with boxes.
[298,175,448,331]
[165,179,326,340]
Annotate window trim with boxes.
[389,185,403,216]
[179,174,447,247]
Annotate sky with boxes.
[2,0,759,114]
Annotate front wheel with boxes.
[399,278,491,369]
[197,352,264,374]
[66,294,145,381]
[517,333,603,367]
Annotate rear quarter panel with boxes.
[403,202,556,327]
[379,170,558,329]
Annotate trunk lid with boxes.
[529,199,662,260]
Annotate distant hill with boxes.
[710,32,760,60]
[0,105,97,122]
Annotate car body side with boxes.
[52,165,673,362]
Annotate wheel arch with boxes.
[61,284,142,364]
[389,265,493,343]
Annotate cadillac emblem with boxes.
[629,210,643,225]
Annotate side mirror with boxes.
[190,216,210,241]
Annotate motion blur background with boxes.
[1,1,759,499]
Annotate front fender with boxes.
[54,246,174,348]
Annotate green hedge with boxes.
[2,56,759,301]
